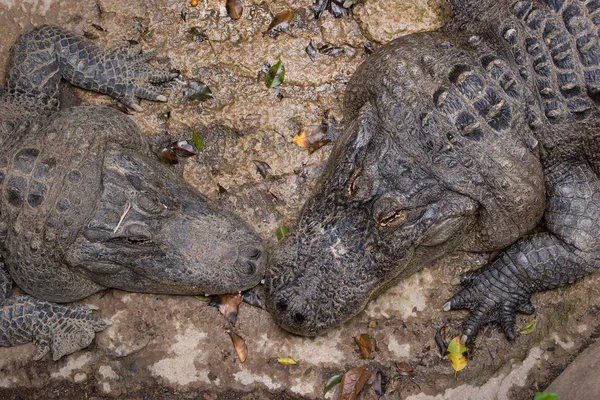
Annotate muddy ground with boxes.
[0,0,599,399]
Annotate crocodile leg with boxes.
[444,161,600,342]
[5,24,177,112]
[0,262,111,360]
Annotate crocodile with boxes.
[0,25,266,360]
[265,0,600,340]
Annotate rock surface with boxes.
[546,339,600,400]
[0,0,598,399]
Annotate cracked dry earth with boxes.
[0,0,599,399]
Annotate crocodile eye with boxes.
[135,193,167,215]
[346,168,363,197]
[376,209,408,229]
[346,168,375,201]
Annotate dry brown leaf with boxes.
[308,139,332,154]
[339,367,370,400]
[227,331,247,363]
[209,293,242,326]
[353,334,376,359]
[226,0,243,19]
[293,125,325,148]
[266,11,296,38]
[395,362,414,376]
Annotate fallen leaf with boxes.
[266,11,295,38]
[447,336,468,372]
[339,367,370,400]
[277,357,297,365]
[395,362,413,376]
[227,331,247,363]
[323,374,343,395]
[318,42,344,57]
[375,368,388,395]
[170,140,197,157]
[519,318,536,335]
[226,0,243,19]
[308,139,332,154]
[194,295,212,302]
[188,27,208,44]
[209,294,242,326]
[192,132,204,151]
[184,80,214,102]
[313,0,347,19]
[534,393,560,400]
[157,148,179,164]
[158,111,171,125]
[364,40,375,55]
[242,289,263,308]
[293,125,326,148]
[266,60,285,88]
[353,334,376,359]
[276,226,289,241]
[91,23,106,32]
[306,39,317,61]
[253,160,271,179]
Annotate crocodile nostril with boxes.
[241,261,256,275]
[248,248,261,260]
[293,312,306,324]
[276,299,288,311]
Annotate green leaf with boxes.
[276,226,289,241]
[266,59,285,88]
[447,336,468,372]
[194,295,212,302]
[192,131,204,151]
[534,392,559,400]
[324,374,342,395]
[519,318,536,335]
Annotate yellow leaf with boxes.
[292,125,325,148]
[519,318,536,335]
[447,336,468,372]
[277,357,297,365]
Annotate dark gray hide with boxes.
[266,0,600,340]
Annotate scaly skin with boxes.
[0,25,266,359]
[266,0,600,341]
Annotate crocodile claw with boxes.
[444,268,534,342]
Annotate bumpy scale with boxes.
[0,25,266,360]
[266,0,600,341]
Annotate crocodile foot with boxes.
[0,296,112,361]
[443,267,536,343]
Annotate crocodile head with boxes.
[265,103,479,336]
[65,147,266,295]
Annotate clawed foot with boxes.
[29,299,111,361]
[100,45,178,111]
[443,268,535,343]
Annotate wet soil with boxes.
[0,0,599,399]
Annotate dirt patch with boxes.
[1,0,599,399]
